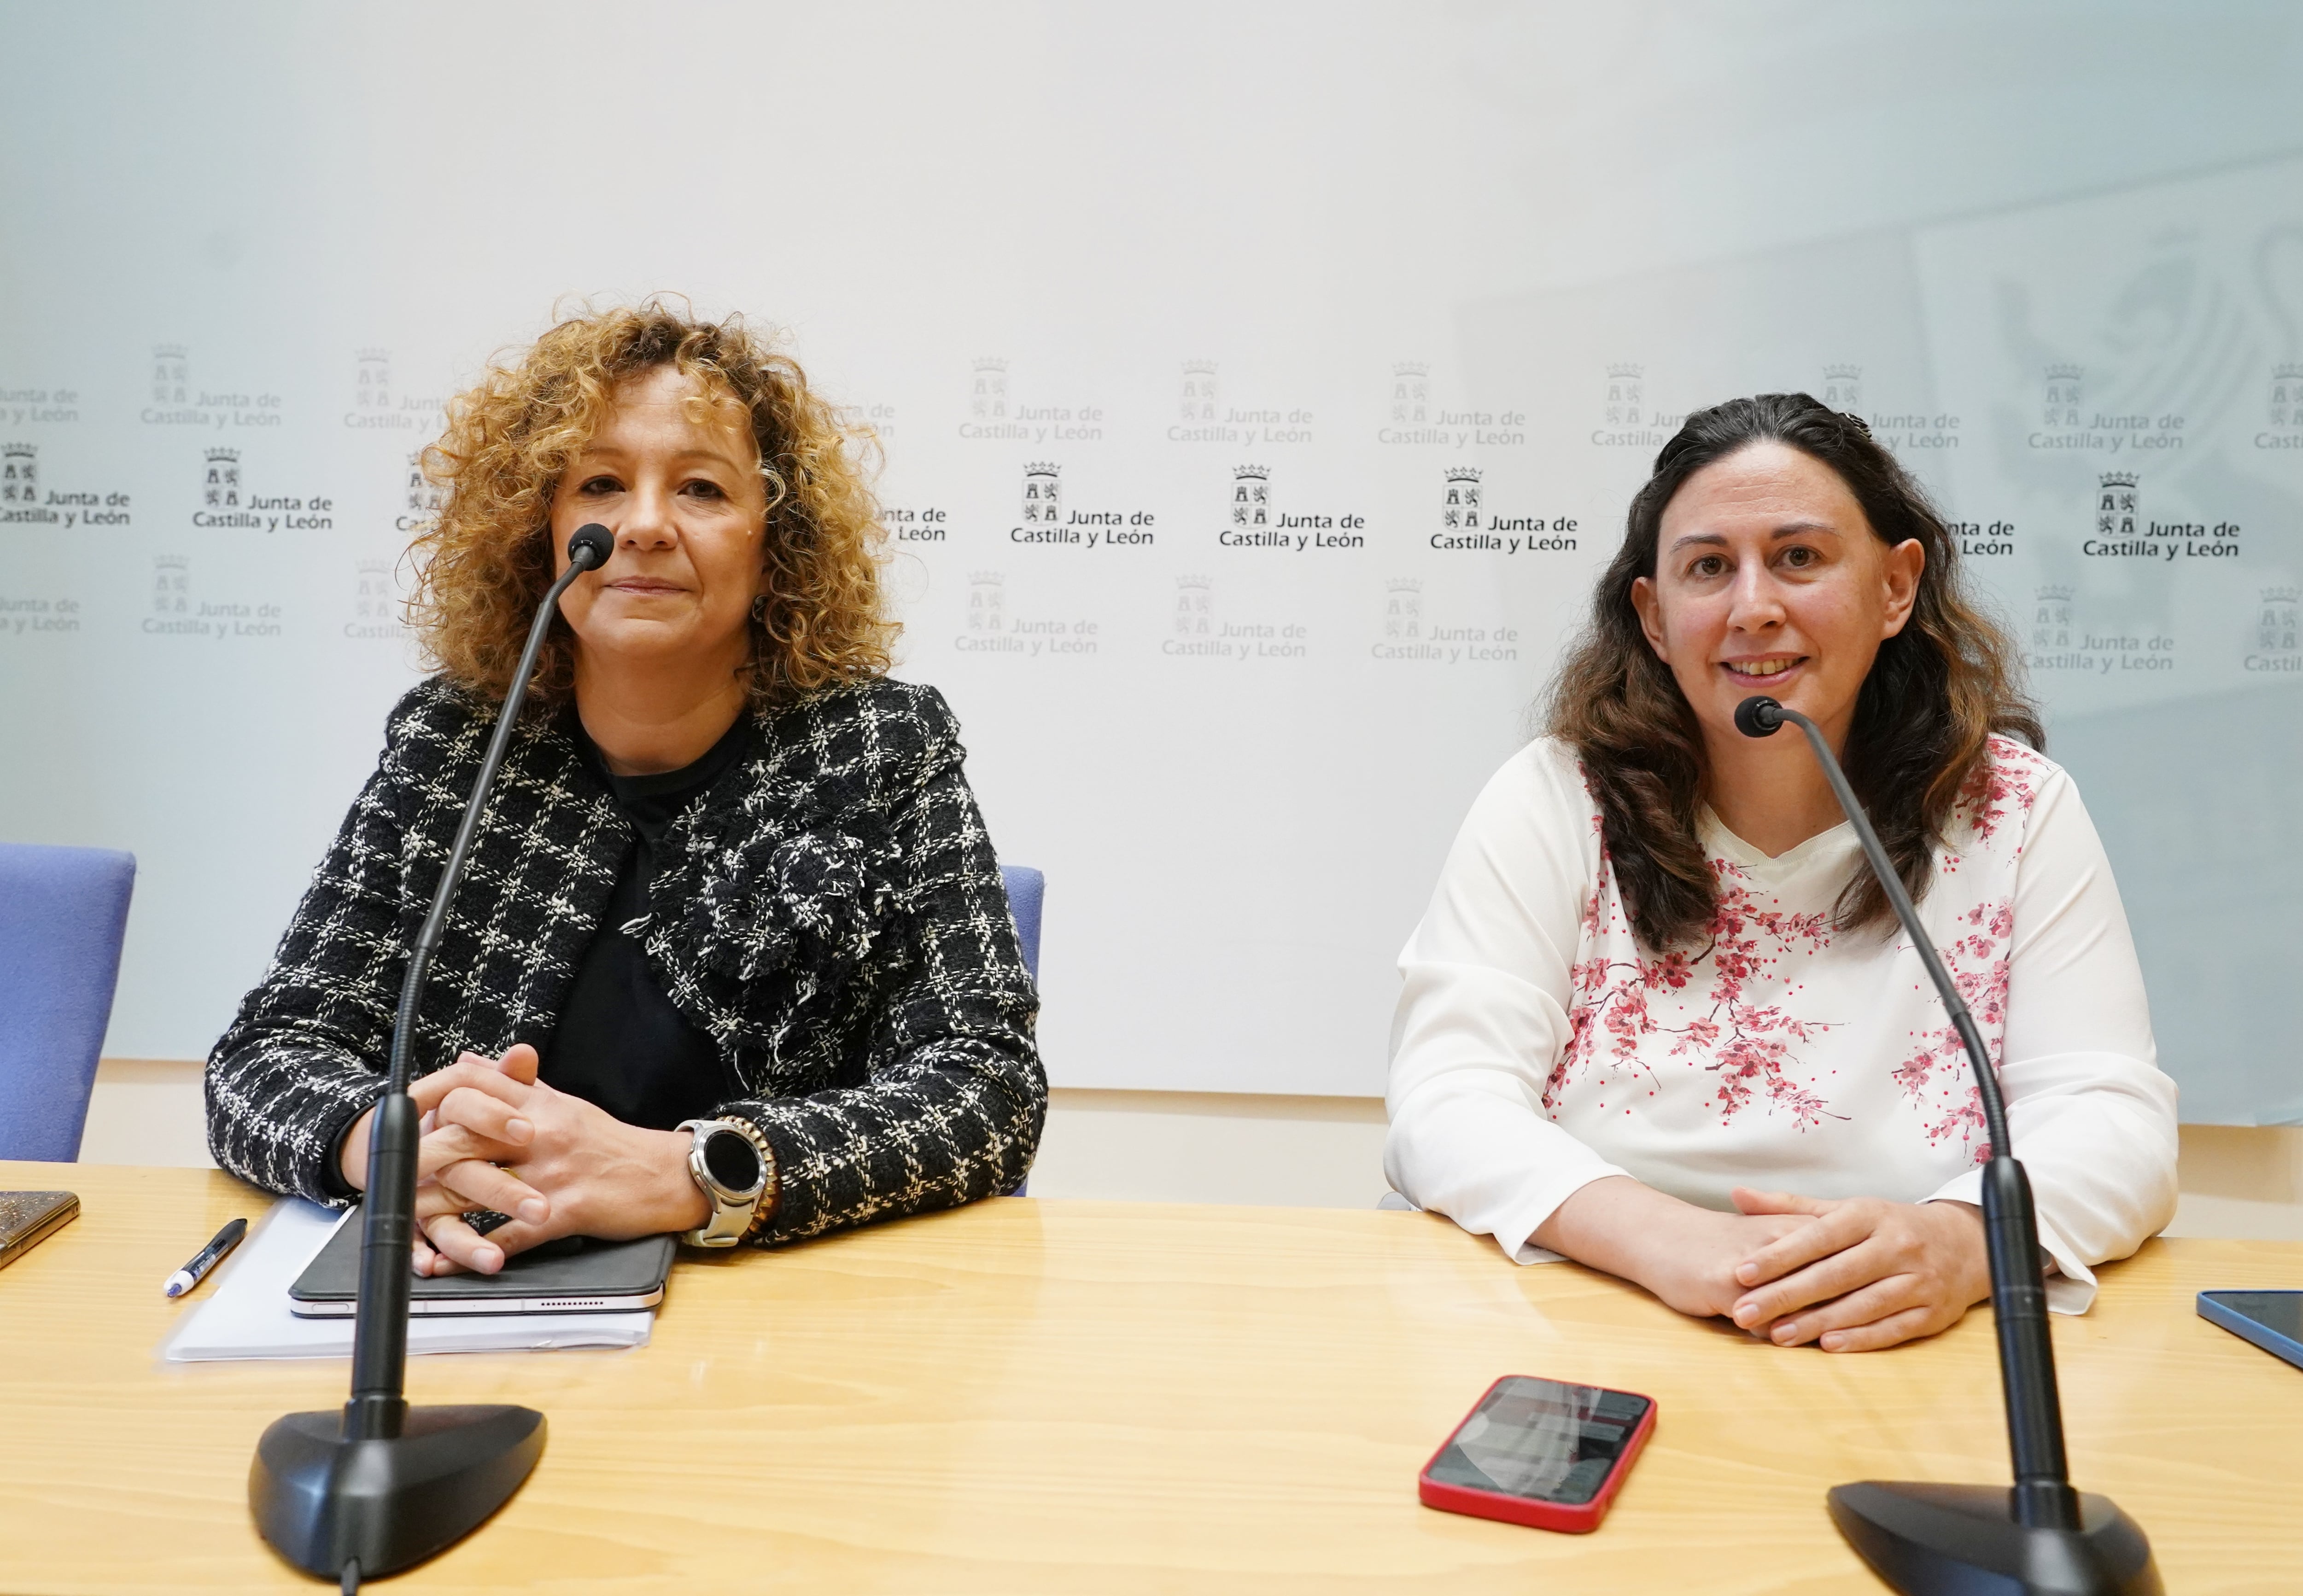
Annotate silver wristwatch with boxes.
[676,1118,772,1247]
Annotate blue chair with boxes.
[998,864,1043,1196]
[0,844,136,1161]
[999,864,1043,982]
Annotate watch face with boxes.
[701,1127,763,1193]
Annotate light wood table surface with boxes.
[2,1162,2299,1594]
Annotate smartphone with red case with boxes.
[1418,1375,1656,1532]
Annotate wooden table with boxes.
[2,1163,2299,1593]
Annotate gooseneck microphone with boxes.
[1735,696,2157,1596]
[251,524,614,1592]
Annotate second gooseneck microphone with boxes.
[1734,694,2157,1594]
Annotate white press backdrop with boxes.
[1,2,2298,1120]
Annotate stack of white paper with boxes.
[160,1199,655,1362]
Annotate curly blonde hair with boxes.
[408,301,895,707]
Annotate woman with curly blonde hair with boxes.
[207,303,1044,1271]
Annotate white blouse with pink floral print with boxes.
[1384,734,2177,1313]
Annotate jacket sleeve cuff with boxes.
[315,1106,368,1203]
[303,1078,389,1208]
[728,1105,829,1243]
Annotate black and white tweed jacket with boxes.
[205,676,1045,1244]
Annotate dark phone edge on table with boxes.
[2198,1290,2303,1372]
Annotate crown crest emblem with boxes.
[1444,465,1482,483]
[1182,359,1216,376]
[2036,584,2075,602]
[155,553,189,572]
[1606,361,1644,380]
[968,571,1005,587]
[972,356,1009,373]
[357,558,388,576]
[1232,463,1270,480]
[2099,471,2138,489]
[1391,361,1429,379]
[2274,362,2303,381]
[1823,363,1862,381]
[2262,586,2301,605]
[356,348,389,364]
[205,447,240,465]
[2,443,32,460]
[1022,461,1059,476]
[1386,577,1422,594]
[1175,574,1212,591]
[152,343,188,361]
[2046,362,2083,382]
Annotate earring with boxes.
[750,594,768,622]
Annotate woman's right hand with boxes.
[1533,1175,1818,1321]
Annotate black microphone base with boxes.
[1828,1481,2160,1595]
[251,1404,545,1582]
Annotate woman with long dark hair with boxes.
[1385,394,2174,1351]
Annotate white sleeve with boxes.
[1923,765,2179,1313]
[1384,744,1631,1264]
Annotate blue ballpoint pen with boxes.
[164,1217,248,1298]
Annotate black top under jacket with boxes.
[543,712,755,1131]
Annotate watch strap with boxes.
[677,1117,773,1247]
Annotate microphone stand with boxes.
[1733,696,2158,1596]
[251,526,614,1591]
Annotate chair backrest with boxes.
[995,864,1043,1198]
[0,844,136,1161]
[999,864,1044,982]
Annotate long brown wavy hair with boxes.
[1546,392,2042,950]
[407,301,895,708]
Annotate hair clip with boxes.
[1840,410,1873,438]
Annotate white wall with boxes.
[4,3,2301,1119]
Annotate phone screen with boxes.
[1424,1377,1652,1506]
[2207,1291,2303,1340]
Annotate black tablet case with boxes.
[289,1214,676,1316]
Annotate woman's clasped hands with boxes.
[1723,1187,1992,1352]
[335,1043,711,1277]
[1535,1175,1991,1352]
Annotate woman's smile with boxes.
[1721,653,1807,684]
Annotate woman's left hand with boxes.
[1724,1188,1991,1352]
[415,1044,710,1275]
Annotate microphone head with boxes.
[1734,695,1785,739]
[566,523,614,571]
